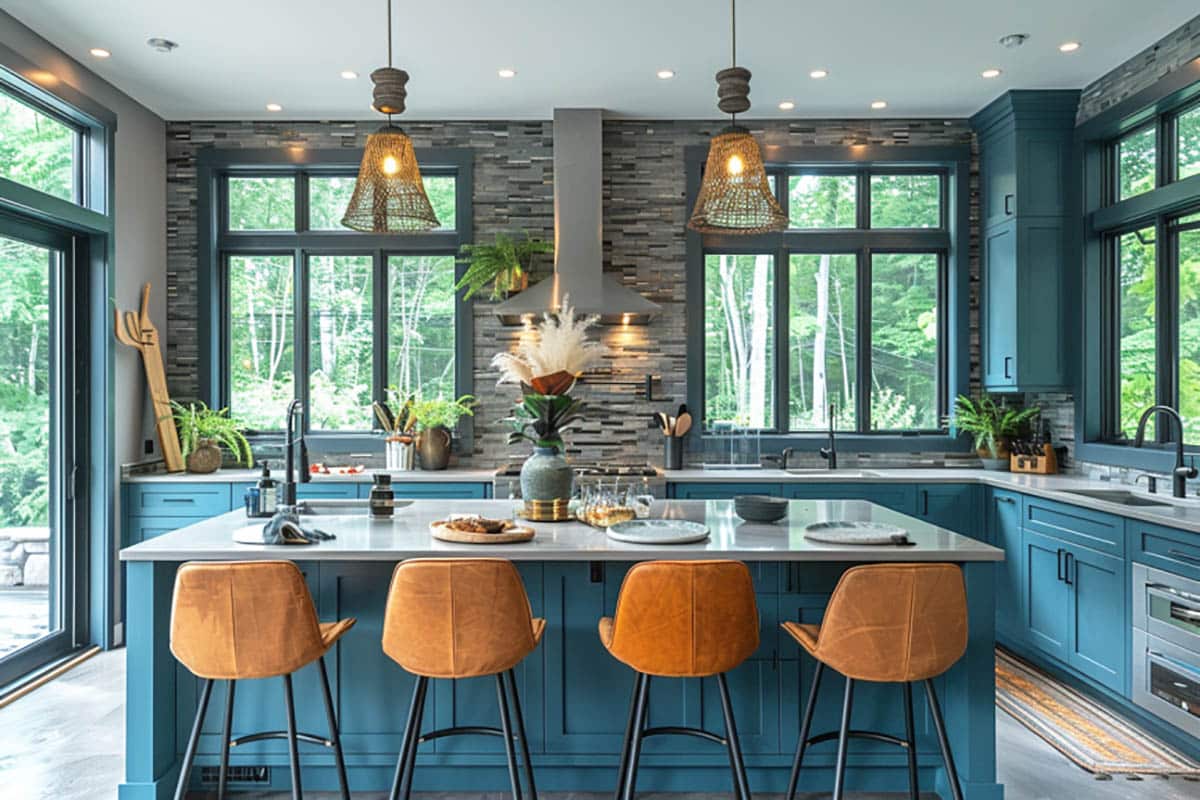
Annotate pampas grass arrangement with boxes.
[491,297,608,393]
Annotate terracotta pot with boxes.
[186,438,222,474]
[530,370,576,396]
[499,270,529,297]
[417,426,452,471]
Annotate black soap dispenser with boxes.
[256,461,278,515]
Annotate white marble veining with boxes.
[119,499,1003,563]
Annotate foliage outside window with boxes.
[1179,104,1200,182]
[220,163,465,433]
[1178,213,1200,443]
[1118,126,1156,201]
[0,89,77,202]
[1116,228,1157,440]
[702,166,948,434]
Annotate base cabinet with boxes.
[987,490,1024,644]
[1022,530,1073,663]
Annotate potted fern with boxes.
[948,395,1040,471]
[171,401,253,474]
[455,233,553,300]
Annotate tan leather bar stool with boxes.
[782,563,968,800]
[170,560,356,800]
[382,558,544,800]
[599,560,760,800]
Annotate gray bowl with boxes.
[734,495,788,523]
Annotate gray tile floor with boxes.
[0,649,1197,800]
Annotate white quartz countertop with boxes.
[122,467,497,484]
[664,468,1200,534]
[119,499,1003,563]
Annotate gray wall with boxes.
[163,118,976,468]
[0,11,167,468]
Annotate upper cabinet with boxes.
[972,91,1079,393]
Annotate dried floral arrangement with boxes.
[490,297,608,395]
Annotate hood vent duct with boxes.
[493,108,660,325]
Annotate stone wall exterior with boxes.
[164,118,976,469]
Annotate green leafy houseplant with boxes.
[455,233,553,300]
[502,390,585,451]
[948,395,1040,461]
[410,395,478,431]
[170,401,253,467]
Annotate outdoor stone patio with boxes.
[0,526,50,587]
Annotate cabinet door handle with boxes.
[1003,356,1013,380]
[161,497,195,504]
[1056,549,1064,582]
[1004,194,1014,215]
[1167,549,1200,567]
[996,496,1015,505]
[589,561,604,583]
[1064,552,1074,586]
[921,490,929,516]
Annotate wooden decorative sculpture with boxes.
[114,283,184,472]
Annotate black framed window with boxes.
[0,84,83,204]
[202,149,474,438]
[691,154,958,437]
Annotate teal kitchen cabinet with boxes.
[1022,529,1073,663]
[971,90,1079,393]
[987,489,1024,644]
[1127,518,1200,584]
[123,483,235,546]
[913,484,980,538]
[358,481,490,500]
[784,482,916,514]
[670,482,782,499]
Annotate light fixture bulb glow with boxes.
[340,70,358,79]
[1059,41,1081,53]
[381,155,400,175]
[89,48,111,59]
[981,68,1002,79]
[871,100,888,110]
[498,68,516,78]
[778,100,795,111]
[657,69,675,79]
[266,103,283,112]
[809,69,828,79]
[726,154,745,176]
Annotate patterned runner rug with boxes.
[996,648,1200,778]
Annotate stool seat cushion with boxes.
[383,558,543,678]
[171,561,353,680]
[780,563,967,682]
[599,560,759,677]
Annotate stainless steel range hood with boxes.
[494,108,660,325]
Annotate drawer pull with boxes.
[995,496,1015,505]
[1170,604,1200,623]
[161,498,195,503]
[1167,549,1200,567]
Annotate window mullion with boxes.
[295,248,308,434]
[374,249,388,418]
[1161,215,1179,436]
[776,246,790,434]
[857,248,871,433]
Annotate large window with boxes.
[695,160,956,436]
[1097,94,1200,447]
[0,87,79,202]
[210,152,471,435]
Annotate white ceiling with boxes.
[6,0,1199,121]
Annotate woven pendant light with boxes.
[687,0,786,234]
[341,0,439,232]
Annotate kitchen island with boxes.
[119,499,1003,800]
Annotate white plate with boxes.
[803,521,912,545]
[607,519,710,545]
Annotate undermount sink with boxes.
[295,498,369,516]
[785,469,880,478]
[1059,488,1172,507]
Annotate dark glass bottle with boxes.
[369,472,394,518]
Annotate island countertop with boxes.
[118,498,1003,562]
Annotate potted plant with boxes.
[171,401,253,474]
[492,298,608,502]
[410,395,477,470]
[948,395,1040,471]
[455,233,553,300]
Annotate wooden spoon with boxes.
[673,412,693,437]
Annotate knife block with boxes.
[1010,444,1057,475]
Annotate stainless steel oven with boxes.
[1132,563,1200,738]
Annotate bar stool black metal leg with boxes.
[831,677,855,800]
[924,679,964,800]
[506,669,538,800]
[318,657,351,800]
[217,679,236,800]
[282,673,303,800]
[496,672,524,800]
[621,673,651,800]
[172,678,213,800]
[399,676,430,800]
[613,671,645,800]
[716,672,752,800]
[390,677,424,800]
[785,660,824,800]
[903,681,919,800]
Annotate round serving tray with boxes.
[606,519,710,545]
[430,521,535,545]
[803,521,912,546]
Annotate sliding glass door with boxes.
[0,221,81,685]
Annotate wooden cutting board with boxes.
[430,522,535,545]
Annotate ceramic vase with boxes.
[417,427,452,470]
[520,446,573,501]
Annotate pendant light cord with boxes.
[385,0,393,122]
[729,0,737,124]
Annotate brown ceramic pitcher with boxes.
[417,426,452,470]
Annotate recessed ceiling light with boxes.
[871,100,888,110]
[89,48,111,59]
[146,37,178,53]
[981,68,1002,79]
[656,69,676,80]
[497,68,516,79]
[778,100,795,111]
[266,103,283,112]
[809,69,828,79]
[340,70,358,80]
[999,33,1029,49]
[1059,41,1081,53]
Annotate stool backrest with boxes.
[170,560,325,680]
[382,558,538,678]
[607,560,759,677]
[816,563,967,682]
